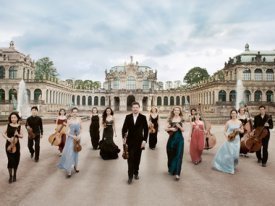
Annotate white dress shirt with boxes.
[133,113,139,124]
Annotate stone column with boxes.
[4,66,9,79]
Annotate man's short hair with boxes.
[259,105,265,109]
[31,106,38,111]
[131,102,140,107]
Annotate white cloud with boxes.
[1,0,275,83]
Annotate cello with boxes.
[240,107,253,154]
[198,104,216,150]
[244,115,271,153]
[48,123,66,146]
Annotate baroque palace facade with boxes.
[0,42,275,118]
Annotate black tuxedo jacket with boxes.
[122,113,148,148]
[253,114,273,135]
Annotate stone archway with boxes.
[142,96,148,111]
[127,95,135,111]
[114,97,120,111]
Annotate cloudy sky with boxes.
[1,0,275,83]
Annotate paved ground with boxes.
[0,113,274,206]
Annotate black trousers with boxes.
[28,135,40,160]
[127,146,142,179]
[256,135,270,164]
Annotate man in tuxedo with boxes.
[253,105,273,167]
[122,102,148,184]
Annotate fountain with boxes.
[236,79,245,110]
[17,79,31,118]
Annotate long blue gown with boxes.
[212,123,240,174]
[166,122,184,176]
[58,121,80,173]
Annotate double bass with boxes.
[198,104,216,150]
[48,123,67,146]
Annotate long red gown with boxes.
[190,121,205,163]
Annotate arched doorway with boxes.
[114,97,120,111]
[127,95,135,111]
[142,97,148,111]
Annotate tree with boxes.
[35,57,58,80]
[184,67,210,85]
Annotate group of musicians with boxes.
[1,104,273,183]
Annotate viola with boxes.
[73,137,82,152]
[227,129,240,142]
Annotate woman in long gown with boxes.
[238,107,250,157]
[213,109,244,174]
[89,107,100,150]
[58,107,82,177]
[2,112,23,183]
[165,106,185,181]
[99,107,120,160]
[148,107,159,150]
[56,108,67,156]
[189,112,205,165]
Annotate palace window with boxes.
[143,80,149,90]
[266,69,274,81]
[254,90,262,102]
[127,76,136,90]
[0,89,5,103]
[218,90,226,102]
[77,95,80,105]
[88,96,92,105]
[9,89,17,101]
[244,90,251,102]
[254,69,263,81]
[0,66,5,79]
[82,96,86,105]
[94,96,99,105]
[176,96,180,105]
[113,78,120,89]
[9,67,17,79]
[182,96,185,105]
[34,89,42,102]
[266,90,273,102]
[229,90,236,102]
[170,96,174,106]
[100,96,105,106]
[157,96,162,106]
[243,69,251,80]
[164,96,168,106]
[72,95,75,105]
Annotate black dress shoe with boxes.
[34,159,39,162]
[30,153,34,159]
[134,175,139,180]
[128,178,133,184]
[257,159,262,163]
[262,163,267,167]
[13,176,16,182]
[9,177,12,184]
[67,174,71,178]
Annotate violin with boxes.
[7,126,20,153]
[122,144,129,159]
[149,122,156,134]
[27,127,35,139]
[48,123,67,146]
[227,128,240,142]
